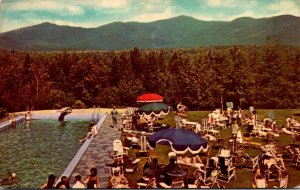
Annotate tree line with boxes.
[0,41,300,112]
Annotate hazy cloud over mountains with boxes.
[1,0,300,33]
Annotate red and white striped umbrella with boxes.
[137,93,163,103]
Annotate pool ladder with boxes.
[92,105,101,122]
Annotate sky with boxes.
[0,0,300,33]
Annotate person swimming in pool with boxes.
[25,111,31,121]
[0,173,17,186]
[9,114,17,126]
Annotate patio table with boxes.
[167,168,187,179]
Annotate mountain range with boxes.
[0,14,299,51]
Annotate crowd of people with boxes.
[2,103,299,189]
[41,168,100,189]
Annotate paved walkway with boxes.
[70,115,121,188]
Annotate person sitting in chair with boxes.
[177,155,203,166]
[110,168,128,188]
[177,101,188,113]
[163,157,180,185]
[290,115,300,128]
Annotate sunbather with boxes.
[177,155,202,167]
[110,169,128,188]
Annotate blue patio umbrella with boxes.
[148,128,208,154]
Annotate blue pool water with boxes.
[0,120,89,188]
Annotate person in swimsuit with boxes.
[72,175,86,188]
[55,176,70,189]
[83,168,100,188]
[111,106,119,128]
[41,174,56,189]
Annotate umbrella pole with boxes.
[221,94,224,113]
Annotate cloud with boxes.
[123,0,174,22]
[280,1,296,9]
[9,1,58,11]
[127,6,176,22]
[267,0,300,16]
[138,0,172,12]
[8,1,85,15]
[67,6,85,15]
[94,0,128,9]
[78,0,129,9]
[1,0,300,33]
[207,0,221,7]
[269,0,296,10]
[206,0,237,7]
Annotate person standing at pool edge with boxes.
[111,106,119,128]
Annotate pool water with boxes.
[0,120,89,188]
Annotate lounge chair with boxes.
[218,156,236,183]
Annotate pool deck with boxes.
[70,115,121,188]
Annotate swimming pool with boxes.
[0,120,89,188]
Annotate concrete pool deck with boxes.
[70,115,122,188]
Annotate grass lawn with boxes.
[123,109,300,188]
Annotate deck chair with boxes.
[123,155,140,173]
[122,119,132,132]
[206,116,220,137]
[262,145,283,161]
[203,169,221,188]
[286,118,292,128]
[202,118,210,134]
[215,117,227,129]
[218,156,236,183]
[113,139,127,155]
[188,163,205,187]
[108,150,124,166]
[287,147,300,166]
[199,157,219,186]
[249,155,259,171]
[125,107,138,117]
[109,166,129,188]
[254,177,267,188]
[292,133,300,145]
[110,166,124,176]
[274,173,288,188]
[262,144,277,153]
[234,149,259,171]
[218,148,231,158]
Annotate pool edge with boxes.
[56,114,108,182]
[0,116,24,133]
